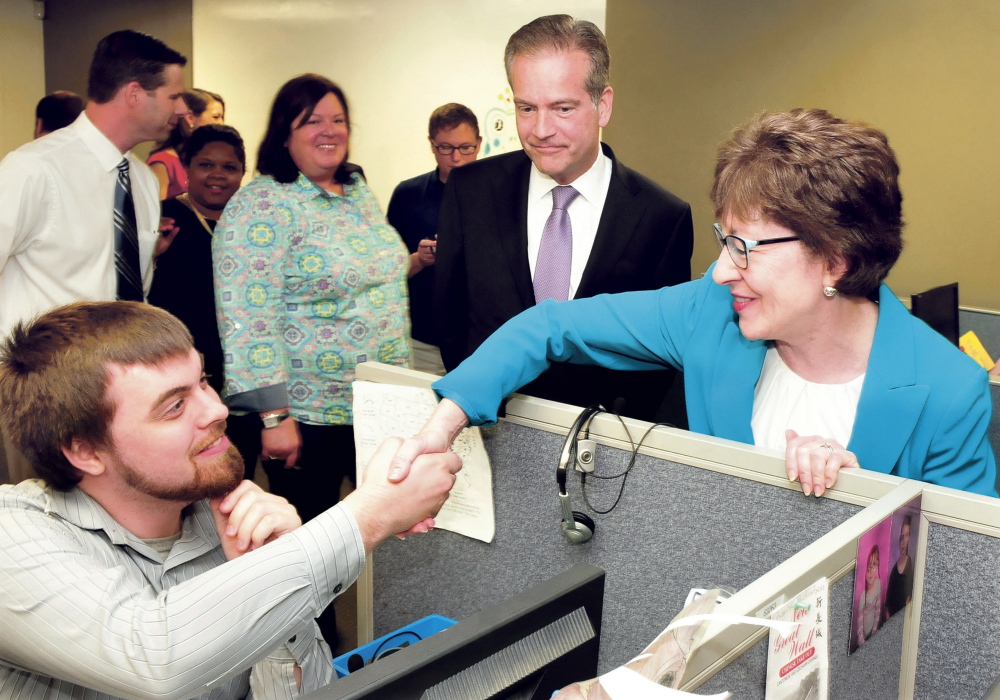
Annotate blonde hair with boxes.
[504,14,610,106]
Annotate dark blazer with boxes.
[435,143,694,422]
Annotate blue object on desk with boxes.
[332,614,456,678]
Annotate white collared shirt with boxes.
[751,346,865,451]
[0,113,160,338]
[0,479,360,700]
[526,149,613,299]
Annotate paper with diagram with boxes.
[352,380,494,542]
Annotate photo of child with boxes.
[848,495,921,654]
[849,517,890,654]
[857,544,883,646]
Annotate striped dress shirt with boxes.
[0,480,365,700]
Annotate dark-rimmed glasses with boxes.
[713,223,800,270]
[431,142,477,155]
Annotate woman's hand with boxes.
[784,429,860,497]
[261,415,302,468]
[154,216,180,258]
[386,399,470,482]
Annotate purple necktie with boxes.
[533,185,580,303]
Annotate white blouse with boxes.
[751,346,865,451]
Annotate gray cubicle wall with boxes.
[354,363,988,696]
[692,482,1000,699]
[370,420,865,673]
[909,486,1000,700]
[696,574,906,699]
[913,523,1000,698]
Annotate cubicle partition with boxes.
[691,481,922,699]
[908,485,1000,698]
[350,362,1000,699]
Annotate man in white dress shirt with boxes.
[0,30,187,483]
[0,301,460,700]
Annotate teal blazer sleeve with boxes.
[433,273,998,497]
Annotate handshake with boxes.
[342,398,471,551]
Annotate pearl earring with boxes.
[823,286,837,298]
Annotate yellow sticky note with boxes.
[959,330,995,371]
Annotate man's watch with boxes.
[261,410,291,429]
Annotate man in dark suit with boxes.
[435,14,693,422]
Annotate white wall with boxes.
[0,0,46,159]
[192,0,605,209]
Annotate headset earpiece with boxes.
[347,653,365,673]
[561,511,595,544]
[557,405,604,544]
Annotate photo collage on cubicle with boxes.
[848,495,922,654]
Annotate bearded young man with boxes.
[0,301,460,700]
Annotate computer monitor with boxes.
[911,282,959,346]
[317,564,606,700]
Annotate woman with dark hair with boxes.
[147,124,261,477]
[397,108,996,498]
[147,88,226,199]
[213,74,409,523]
[883,514,915,618]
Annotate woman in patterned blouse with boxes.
[212,74,410,529]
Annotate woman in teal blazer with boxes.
[431,272,997,497]
[398,109,997,499]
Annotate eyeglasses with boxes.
[432,142,478,155]
[713,223,800,270]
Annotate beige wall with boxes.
[0,0,45,159]
[605,0,1000,309]
[43,0,192,97]
[192,0,604,209]
[42,0,193,161]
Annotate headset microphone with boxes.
[557,404,605,543]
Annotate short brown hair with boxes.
[87,30,187,104]
[0,302,193,490]
[428,103,480,141]
[504,14,610,106]
[35,91,84,133]
[711,108,903,298]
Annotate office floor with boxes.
[252,465,359,658]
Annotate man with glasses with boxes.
[433,15,693,423]
[388,103,482,375]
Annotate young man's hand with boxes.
[210,480,302,559]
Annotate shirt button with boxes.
[288,635,297,644]
[334,583,343,594]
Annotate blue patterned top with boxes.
[213,172,410,425]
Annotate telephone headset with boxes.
[557,401,673,544]
[345,629,423,674]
